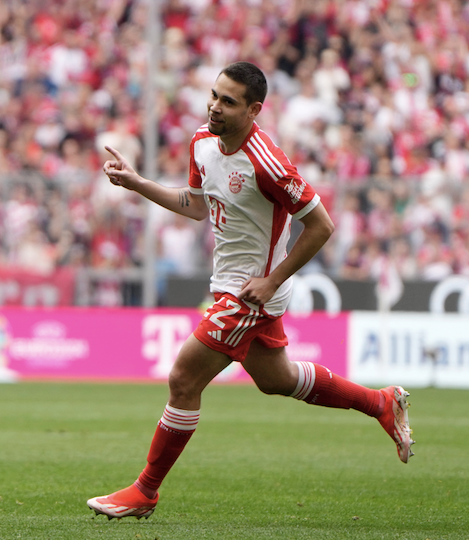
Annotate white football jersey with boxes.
[189,122,320,316]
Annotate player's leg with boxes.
[136,334,231,497]
[244,341,381,413]
[243,341,414,463]
[244,330,382,415]
[87,334,231,519]
[167,333,232,409]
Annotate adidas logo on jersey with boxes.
[207,330,222,341]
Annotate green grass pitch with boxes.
[0,382,467,540]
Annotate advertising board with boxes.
[349,312,469,388]
[1,308,347,383]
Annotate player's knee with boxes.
[254,379,289,396]
[250,363,297,396]
[168,368,194,402]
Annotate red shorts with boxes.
[193,292,288,362]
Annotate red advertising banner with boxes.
[0,267,75,306]
[0,308,348,382]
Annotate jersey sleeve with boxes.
[247,129,320,218]
[188,135,203,194]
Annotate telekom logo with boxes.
[141,315,193,378]
[208,196,226,232]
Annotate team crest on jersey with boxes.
[284,178,306,204]
[229,172,244,194]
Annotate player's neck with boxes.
[219,123,254,154]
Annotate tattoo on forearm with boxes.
[178,189,190,208]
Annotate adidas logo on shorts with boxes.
[207,330,222,341]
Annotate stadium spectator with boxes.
[155,212,201,304]
[332,191,366,267]
[90,207,129,270]
[388,236,418,281]
[366,186,396,243]
[325,124,371,183]
[339,242,368,281]
[3,184,39,254]
[416,223,453,281]
[12,221,56,275]
[313,48,351,106]
[89,206,130,306]
[278,60,341,154]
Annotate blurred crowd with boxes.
[1,0,469,305]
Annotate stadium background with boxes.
[1,0,469,387]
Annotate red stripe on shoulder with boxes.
[192,124,215,142]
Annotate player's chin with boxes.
[208,120,224,134]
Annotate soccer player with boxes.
[87,62,414,520]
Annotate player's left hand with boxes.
[238,276,278,306]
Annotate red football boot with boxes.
[87,484,159,520]
[377,386,415,463]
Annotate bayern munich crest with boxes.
[229,172,244,193]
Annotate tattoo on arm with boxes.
[178,188,190,208]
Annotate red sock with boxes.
[305,364,383,417]
[135,404,200,499]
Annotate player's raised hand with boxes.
[103,145,140,189]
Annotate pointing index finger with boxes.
[105,146,123,161]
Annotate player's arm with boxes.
[103,146,208,221]
[238,201,334,305]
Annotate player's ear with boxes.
[248,101,262,119]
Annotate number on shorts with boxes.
[209,299,242,329]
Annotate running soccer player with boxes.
[87,62,414,520]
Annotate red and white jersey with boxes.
[189,122,320,316]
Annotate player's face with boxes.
[207,74,260,144]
